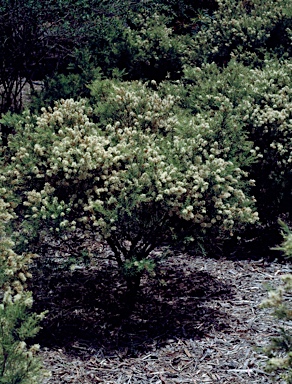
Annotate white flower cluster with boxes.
[3,83,258,248]
[238,59,292,178]
[125,13,175,53]
[0,198,35,299]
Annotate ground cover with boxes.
[34,242,291,383]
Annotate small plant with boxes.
[261,221,292,382]
[0,198,46,383]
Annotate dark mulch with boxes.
[30,237,291,383]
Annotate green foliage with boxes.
[78,15,129,78]
[1,81,258,287]
[273,221,292,257]
[188,0,292,67]
[2,0,291,115]
[31,9,190,110]
[226,58,292,222]
[30,69,98,113]
[261,222,292,382]
[121,12,188,81]
[162,57,292,225]
[0,199,45,383]
[0,299,44,384]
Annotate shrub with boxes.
[121,12,189,81]
[164,58,292,228]
[0,198,45,383]
[29,8,189,110]
[261,221,292,382]
[2,80,258,291]
[187,0,292,67]
[236,59,292,222]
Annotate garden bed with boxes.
[34,244,291,383]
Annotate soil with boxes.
[30,238,291,384]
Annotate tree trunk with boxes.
[124,273,141,308]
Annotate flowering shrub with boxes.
[0,198,45,383]
[237,59,292,221]
[187,0,292,67]
[261,221,292,382]
[164,57,292,226]
[2,80,259,290]
[122,12,189,81]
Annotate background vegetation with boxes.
[0,0,291,381]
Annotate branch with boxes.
[106,236,124,268]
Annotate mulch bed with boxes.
[32,240,291,384]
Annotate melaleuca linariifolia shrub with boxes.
[3,82,258,289]
[122,12,189,81]
[165,58,292,228]
[0,198,46,383]
[237,59,292,222]
[260,221,292,383]
[186,0,292,67]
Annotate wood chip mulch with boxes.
[34,246,291,384]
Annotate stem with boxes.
[0,322,7,378]
[125,272,141,308]
[106,236,123,268]
[128,233,143,257]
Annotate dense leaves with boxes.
[0,199,45,383]
[0,0,292,380]
[2,86,258,288]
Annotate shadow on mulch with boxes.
[32,255,235,357]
